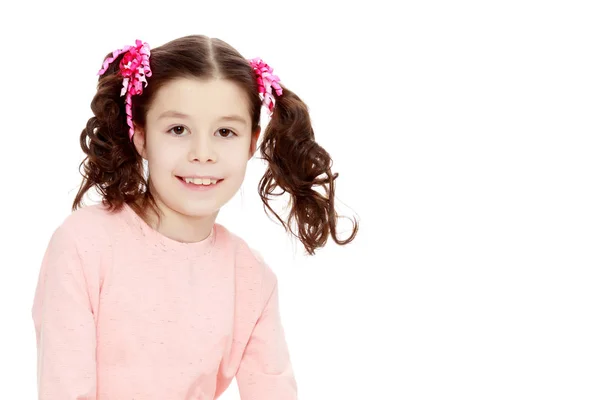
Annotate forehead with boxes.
[148,77,250,122]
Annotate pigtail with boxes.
[258,86,359,255]
[72,52,148,213]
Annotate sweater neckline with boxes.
[122,203,216,252]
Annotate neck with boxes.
[140,200,218,244]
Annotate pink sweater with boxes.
[31,203,297,399]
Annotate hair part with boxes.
[74,34,358,255]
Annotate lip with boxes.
[178,176,222,180]
[176,176,223,191]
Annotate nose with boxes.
[188,132,217,163]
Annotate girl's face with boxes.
[133,77,259,219]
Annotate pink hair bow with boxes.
[248,57,283,114]
[97,40,152,140]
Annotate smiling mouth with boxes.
[176,176,223,186]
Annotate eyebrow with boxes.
[157,110,248,126]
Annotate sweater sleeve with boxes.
[31,225,97,400]
[235,276,298,399]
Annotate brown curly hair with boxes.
[73,34,358,255]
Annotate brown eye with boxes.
[168,126,187,136]
[217,128,236,138]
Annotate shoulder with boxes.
[218,225,278,295]
[38,205,118,302]
[217,225,269,268]
[60,203,117,229]
[55,203,127,248]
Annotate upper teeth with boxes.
[184,178,218,185]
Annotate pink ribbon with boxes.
[97,40,152,140]
[248,57,283,114]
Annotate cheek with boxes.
[222,146,250,170]
[146,138,179,174]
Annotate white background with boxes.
[1,0,599,398]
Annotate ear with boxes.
[132,124,148,159]
[248,126,261,160]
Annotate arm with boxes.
[31,226,97,399]
[235,278,298,399]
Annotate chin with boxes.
[172,203,221,219]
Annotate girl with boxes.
[31,35,358,399]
